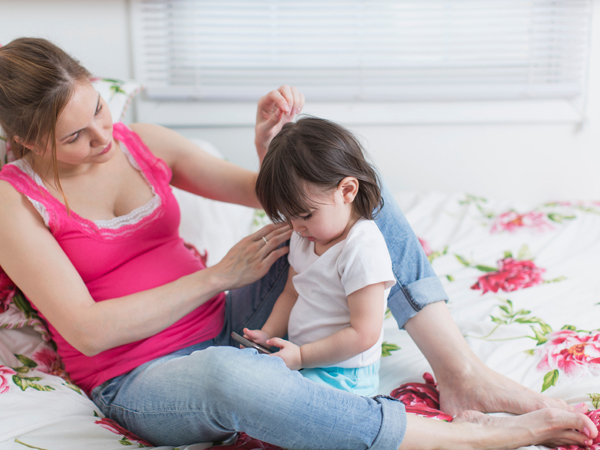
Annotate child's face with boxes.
[289,179,359,252]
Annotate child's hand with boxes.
[242,328,271,347]
[267,337,302,371]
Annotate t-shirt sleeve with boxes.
[338,221,396,297]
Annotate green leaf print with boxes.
[101,78,124,84]
[547,213,576,223]
[15,354,38,369]
[531,327,549,346]
[588,393,600,409]
[12,374,54,392]
[13,366,31,374]
[63,380,84,395]
[14,439,49,450]
[12,291,38,319]
[381,342,400,357]
[543,276,568,284]
[454,254,471,267]
[474,265,498,273]
[118,436,134,446]
[427,246,448,263]
[541,369,559,392]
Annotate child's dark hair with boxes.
[256,116,383,223]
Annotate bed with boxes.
[1,81,599,450]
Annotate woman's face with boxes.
[40,81,114,174]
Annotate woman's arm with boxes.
[268,282,385,370]
[130,86,304,209]
[130,123,261,208]
[0,180,291,356]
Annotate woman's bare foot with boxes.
[436,360,582,417]
[399,408,596,450]
[452,408,597,449]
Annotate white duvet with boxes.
[1,190,599,450]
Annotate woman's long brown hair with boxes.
[0,37,92,206]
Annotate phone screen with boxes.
[231,332,272,354]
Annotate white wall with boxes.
[2,0,599,204]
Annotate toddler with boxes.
[246,117,395,396]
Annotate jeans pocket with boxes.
[92,375,125,412]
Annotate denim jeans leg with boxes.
[215,250,289,347]
[92,345,407,449]
[375,182,448,328]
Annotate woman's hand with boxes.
[243,328,271,347]
[211,223,293,291]
[255,85,305,163]
[267,337,303,371]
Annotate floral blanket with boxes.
[0,190,599,450]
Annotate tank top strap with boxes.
[0,163,65,234]
[112,123,172,197]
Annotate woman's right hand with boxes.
[212,223,292,291]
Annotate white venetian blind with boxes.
[130,0,593,102]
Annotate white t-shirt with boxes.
[287,218,396,369]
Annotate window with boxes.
[130,0,594,125]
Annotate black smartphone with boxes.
[231,332,272,354]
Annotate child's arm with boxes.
[243,265,299,346]
[267,282,385,370]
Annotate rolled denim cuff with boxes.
[369,395,407,450]
[388,276,448,329]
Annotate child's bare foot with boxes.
[452,408,597,449]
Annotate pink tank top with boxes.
[0,123,225,394]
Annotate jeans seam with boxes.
[243,259,290,329]
[100,400,216,417]
[400,284,422,312]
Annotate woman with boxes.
[0,37,595,450]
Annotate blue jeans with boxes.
[91,183,446,448]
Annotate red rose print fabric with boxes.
[471,257,545,294]
[390,373,453,422]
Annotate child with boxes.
[246,117,395,397]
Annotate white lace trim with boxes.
[11,159,52,227]
[9,142,161,230]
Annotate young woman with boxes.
[0,37,595,449]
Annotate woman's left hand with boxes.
[267,337,302,371]
[255,85,304,163]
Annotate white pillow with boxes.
[173,138,257,267]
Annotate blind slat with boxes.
[131,0,592,101]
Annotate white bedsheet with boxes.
[1,190,598,450]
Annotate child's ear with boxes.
[338,177,359,204]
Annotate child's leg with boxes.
[375,182,448,328]
[300,361,380,397]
